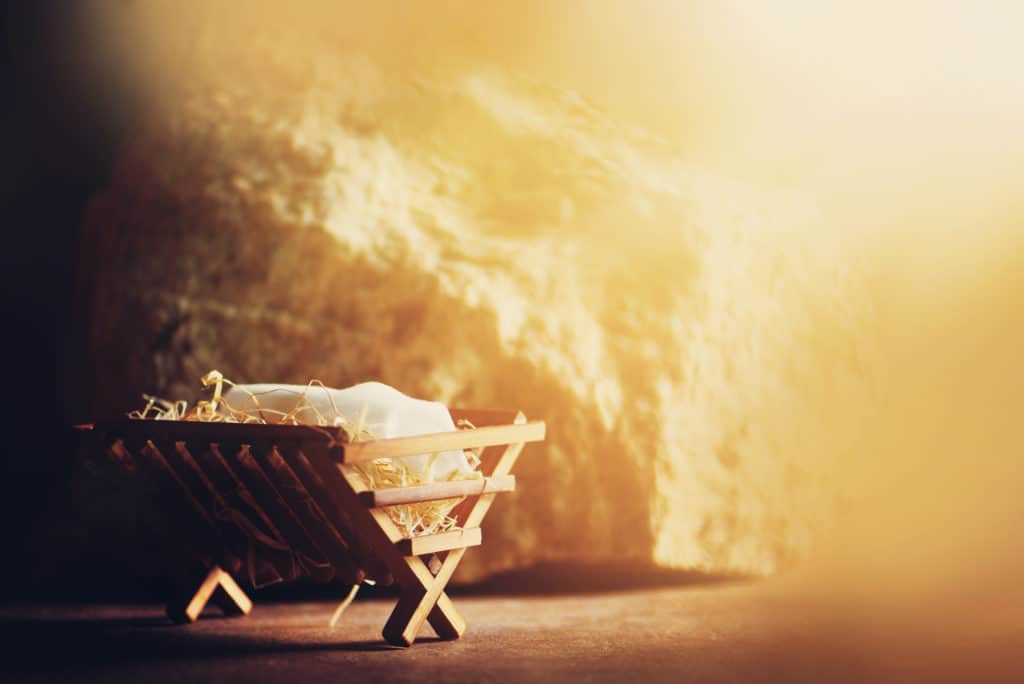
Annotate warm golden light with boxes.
[78,0,1024,618]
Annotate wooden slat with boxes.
[166,442,283,589]
[360,475,515,508]
[134,440,241,574]
[98,438,214,577]
[396,527,482,556]
[222,444,330,582]
[258,445,364,584]
[283,448,389,584]
[341,421,545,463]
[94,419,346,454]
[300,446,466,636]
[192,443,296,585]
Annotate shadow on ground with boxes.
[252,559,748,602]
[451,560,747,596]
[0,562,750,677]
[0,614,421,676]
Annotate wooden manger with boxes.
[76,409,545,646]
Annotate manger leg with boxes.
[382,548,469,646]
[383,587,466,646]
[167,565,223,624]
[166,566,251,624]
[209,568,253,617]
[427,593,466,640]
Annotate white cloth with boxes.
[223,381,472,480]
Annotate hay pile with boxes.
[129,370,481,537]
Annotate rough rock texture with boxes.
[75,44,871,581]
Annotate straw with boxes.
[328,583,361,628]
[128,370,481,537]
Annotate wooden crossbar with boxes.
[340,421,545,463]
[359,475,515,507]
[397,527,482,556]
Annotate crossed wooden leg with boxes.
[166,565,253,624]
[303,411,536,647]
[382,550,468,646]
[381,438,527,647]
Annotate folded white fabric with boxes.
[222,381,473,481]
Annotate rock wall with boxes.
[75,43,872,581]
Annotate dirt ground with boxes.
[2,577,1021,684]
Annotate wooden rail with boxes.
[341,422,545,463]
[397,528,482,556]
[359,475,515,507]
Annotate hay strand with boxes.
[128,370,480,537]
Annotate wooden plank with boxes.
[360,475,515,508]
[192,443,296,585]
[135,440,241,574]
[397,527,482,556]
[105,436,221,574]
[222,444,331,582]
[94,419,346,454]
[97,438,215,578]
[341,421,545,463]
[167,442,282,588]
[284,448,389,584]
[258,446,364,584]
[94,417,544,470]
[300,446,466,638]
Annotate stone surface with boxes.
[73,38,871,581]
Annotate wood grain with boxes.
[341,421,545,463]
[397,527,482,556]
[360,475,515,508]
